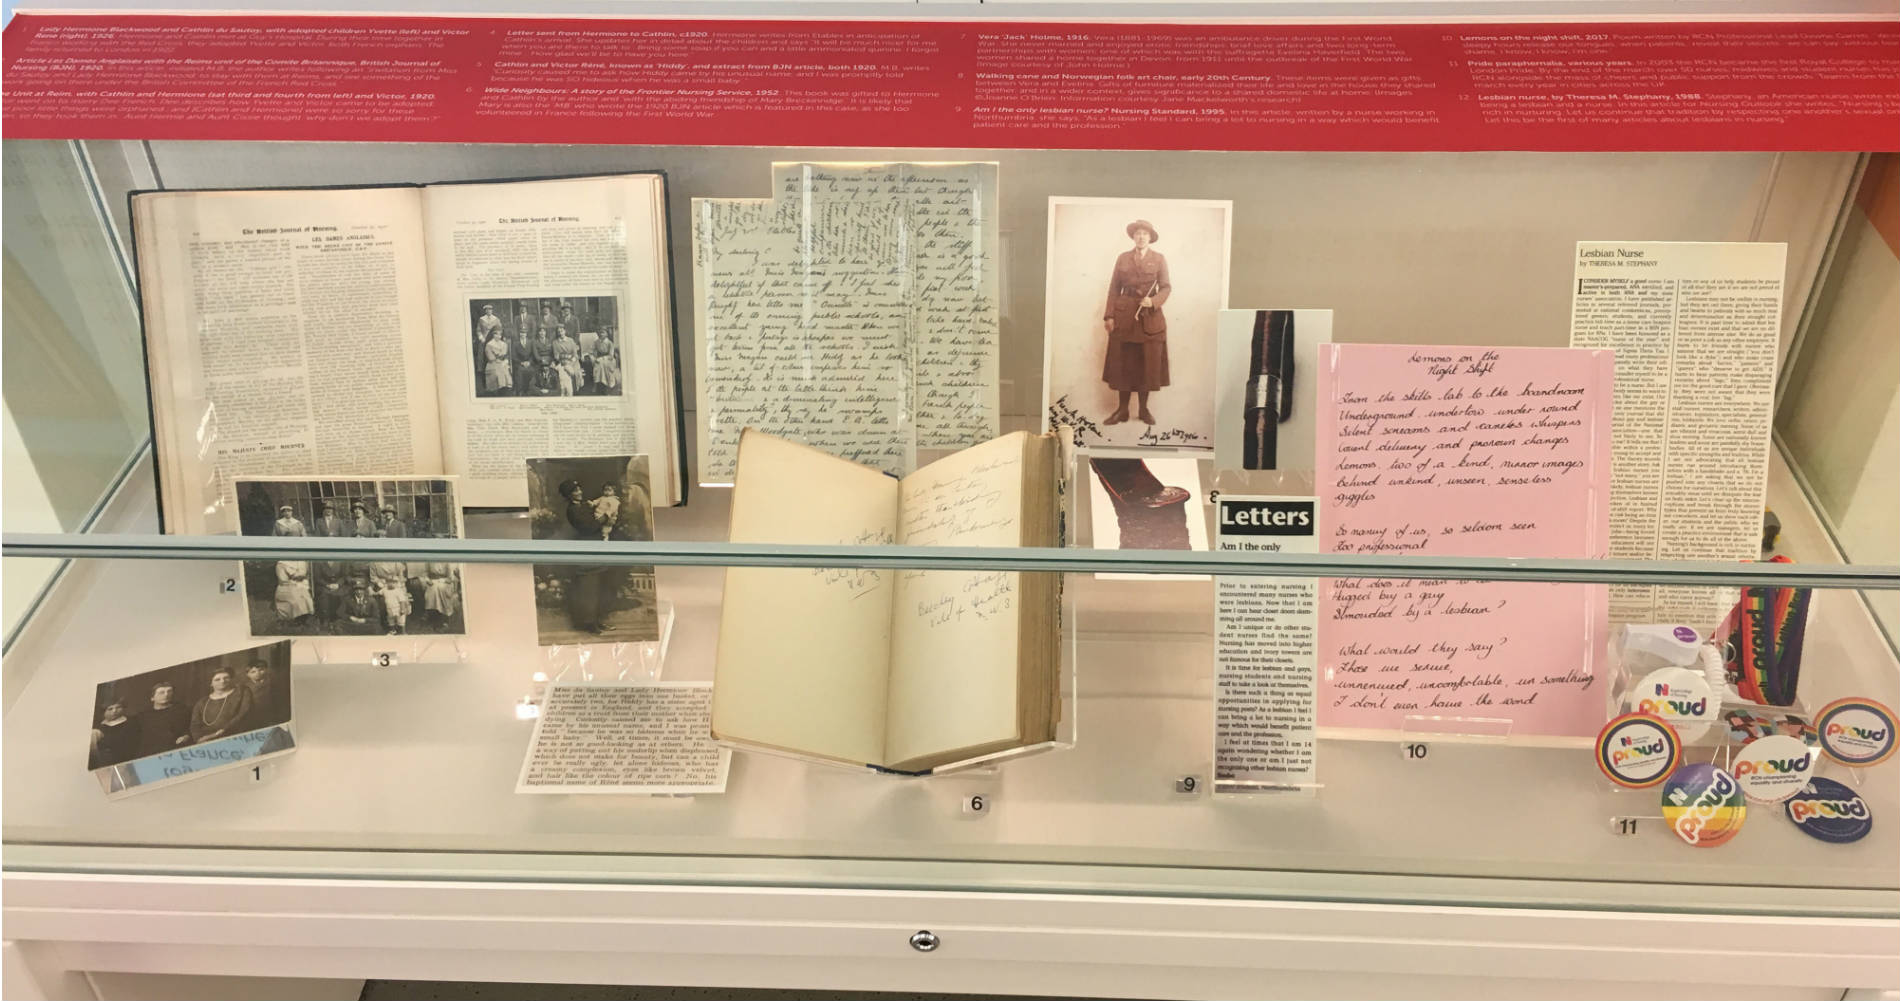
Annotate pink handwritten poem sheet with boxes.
[1315,345,1614,738]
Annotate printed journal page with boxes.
[132,186,443,535]
[1570,240,1785,625]
[422,174,677,508]
[713,430,901,767]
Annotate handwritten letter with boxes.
[1315,345,1614,738]
[694,163,1000,483]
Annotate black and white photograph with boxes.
[1213,308,1332,474]
[1042,196,1232,450]
[88,640,294,774]
[526,454,660,646]
[234,476,466,637]
[470,296,625,399]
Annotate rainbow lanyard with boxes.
[1735,555,1810,707]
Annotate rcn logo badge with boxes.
[1784,777,1873,844]
[1729,734,1816,804]
[1815,697,1898,767]
[1629,667,1714,742]
[1595,713,1680,789]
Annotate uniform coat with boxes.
[1102,247,1172,392]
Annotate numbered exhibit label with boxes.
[1214,496,1319,794]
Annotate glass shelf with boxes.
[5,445,1897,911]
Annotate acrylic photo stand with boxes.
[296,634,470,668]
[515,600,677,721]
[539,598,676,682]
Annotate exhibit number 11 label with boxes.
[1213,497,1319,795]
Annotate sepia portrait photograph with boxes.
[234,476,466,638]
[470,295,625,399]
[88,640,294,775]
[1042,197,1232,450]
[525,454,660,646]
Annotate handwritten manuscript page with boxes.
[694,162,1000,483]
[1314,345,1614,739]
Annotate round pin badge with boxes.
[1729,734,1816,803]
[1660,763,1746,848]
[1814,697,1897,767]
[1784,777,1873,845]
[1596,713,1682,789]
[1629,667,1716,742]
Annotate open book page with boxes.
[422,174,677,508]
[693,194,913,485]
[712,430,900,767]
[884,432,1031,770]
[767,163,1001,448]
[132,187,442,535]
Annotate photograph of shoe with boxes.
[1085,455,1212,580]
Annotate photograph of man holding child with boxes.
[524,455,659,646]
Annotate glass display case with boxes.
[4,5,1897,997]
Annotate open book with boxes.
[130,174,683,534]
[713,429,1063,774]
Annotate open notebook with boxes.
[712,429,1063,774]
[130,173,683,533]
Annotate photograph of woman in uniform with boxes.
[1100,220,1170,426]
[1043,197,1231,450]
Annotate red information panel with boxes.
[5,14,1898,150]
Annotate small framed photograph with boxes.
[233,476,466,638]
[88,640,295,797]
